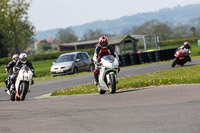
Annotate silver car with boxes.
[51,52,93,76]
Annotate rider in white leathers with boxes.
[93,36,118,85]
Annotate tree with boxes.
[121,19,172,41]
[152,23,172,41]
[83,29,103,41]
[0,0,35,57]
[38,43,52,53]
[190,27,196,37]
[0,32,8,57]
[173,26,189,39]
[55,28,78,44]
[135,19,159,35]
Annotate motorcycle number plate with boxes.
[24,76,28,80]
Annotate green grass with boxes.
[0,59,56,83]
[1,42,200,88]
[51,64,200,96]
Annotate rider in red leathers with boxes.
[178,41,191,62]
[93,36,118,85]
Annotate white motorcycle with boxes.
[9,65,33,101]
[97,55,119,94]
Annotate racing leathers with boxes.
[11,60,35,87]
[177,45,191,62]
[93,44,118,85]
[4,61,17,89]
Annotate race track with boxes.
[1,58,200,101]
[0,84,200,133]
[0,59,200,133]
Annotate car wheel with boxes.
[73,67,78,74]
[89,64,94,72]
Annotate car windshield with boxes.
[56,54,75,63]
[102,55,115,63]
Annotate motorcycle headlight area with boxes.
[23,73,29,80]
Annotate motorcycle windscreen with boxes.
[102,55,115,63]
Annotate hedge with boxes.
[0,48,95,65]
[1,37,199,65]
[160,37,200,46]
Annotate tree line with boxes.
[0,0,34,57]
[0,0,199,57]
[122,19,200,41]
[55,19,200,46]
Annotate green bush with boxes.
[160,37,200,46]
[0,48,95,65]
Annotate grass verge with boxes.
[51,64,200,96]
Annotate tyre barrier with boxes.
[166,49,172,60]
[169,48,177,60]
[138,52,150,64]
[129,53,140,65]
[147,51,156,62]
[119,48,178,67]
[120,54,131,66]
[155,50,162,62]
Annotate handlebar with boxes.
[96,62,102,66]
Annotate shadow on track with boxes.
[115,87,148,94]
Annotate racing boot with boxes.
[188,56,191,62]
[93,73,99,86]
[31,79,34,85]
[4,80,8,92]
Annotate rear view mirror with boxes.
[52,62,55,65]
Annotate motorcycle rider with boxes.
[93,36,118,85]
[4,54,19,91]
[11,53,35,88]
[178,41,191,62]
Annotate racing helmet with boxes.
[19,53,28,64]
[99,36,108,48]
[12,54,19,62]
[184,42,190,49]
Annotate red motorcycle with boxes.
[171,49,191,67]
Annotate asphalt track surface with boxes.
[0,59,200,133]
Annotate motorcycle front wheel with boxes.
[172,58,178,68]
[19,82,29,101]
[97,86,106,94]
[109,74,116,94]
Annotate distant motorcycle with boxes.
[8,65,33,101]
[96,55,120,94]
[171,48,191,67]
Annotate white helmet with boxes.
[19,53,28,63]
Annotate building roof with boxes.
[59,40,98,47]
[35,38,53,45]
[109,35,137,44]
[59,34,137,47]
[131,34,157,39]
